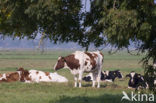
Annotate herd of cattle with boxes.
[0,51,156,90]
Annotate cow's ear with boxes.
[62,57,66,62]
[58,56,62,60]
[17,67,24,71]
[137,74,141,77]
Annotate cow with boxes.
[54,51,104,88]
[17,68,68,83]
[0,68,68,83]
[126,72,149,89]
[82,70,123,82]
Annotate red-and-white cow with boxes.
[54,51,104,88]
[0,68,68,83]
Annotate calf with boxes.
[82,70,123,82]
[54,51,104,88]
[126,72,148,89]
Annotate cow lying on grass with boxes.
[0,68,68,83]
[126,72,149,89]
[82,70,123,82]
[54,51,104,88]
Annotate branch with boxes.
[85,0,87,12]
[113,0,117,9]
[38,32,46,49]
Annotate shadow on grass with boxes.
[49,94,152,103]
[82,84,107,88]
[82,82,124,89]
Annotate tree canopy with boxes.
[0,0,156,91]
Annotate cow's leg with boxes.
[92,72,96,87]
[78,71,83,88]
[74,75,78,87]
[97,66,102,88]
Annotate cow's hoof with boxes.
[97,86,100,88]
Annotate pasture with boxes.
[0,50,155,103]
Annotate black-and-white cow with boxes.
[54,51,104,88]
[126,72,149,89]
[82,70,123,82]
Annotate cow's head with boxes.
[17,67,30,82]
[126,72,141,85]
[101,71,107,80]
[114,70,123,79]
[54,56,66,71]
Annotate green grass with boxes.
[0,50,155,103]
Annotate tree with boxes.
[0,0,156,91]
[0,0,83,41]
[91,0,156,91]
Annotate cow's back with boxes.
[73,51,103,72]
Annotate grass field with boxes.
[0,50,155,103]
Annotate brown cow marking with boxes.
[93,53,98,58]
[48,76,52,80]
[55,57,65,70]
[39,76,42,79]
[6,72,20,82]
[17,68,31,82]
[6,72,12,77]
[64,54,80,70]
[36,71,39,74]
[85,61,88,66]
[0,72,20,82]
[45,72,50,76]
[0,74,2,78]
[85,52,96,70]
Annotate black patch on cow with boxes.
[82,76,92,82]
[83,70,123,82]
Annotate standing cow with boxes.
[54,51,104,88]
